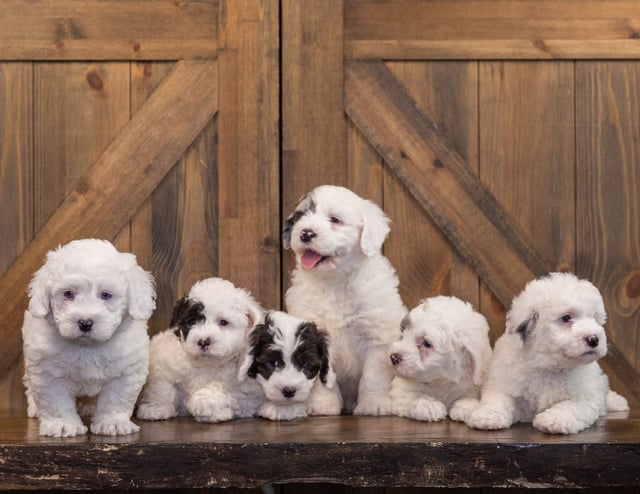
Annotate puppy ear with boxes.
[243,298,263,331]
[123,254,156,320]
[27,259,53,318]
[170,295,190,339]
[507,311,538,343]
[237,319,269,381]
[359,199,391,257]
[307,323,336,389]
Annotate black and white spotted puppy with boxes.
[137,277,264,423]
[239,311,336,421]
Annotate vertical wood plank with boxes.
[478,61,575,340]
[0,63,33,414]
[218,0,280,309]
[384,61,479,310]
[282,0,346,295]
[576,61,640,405]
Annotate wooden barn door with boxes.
[0,1,279,413]
[282,0,640,407]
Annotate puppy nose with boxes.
[390,353,402,366]
[300,229,316,243]
[78,319,93,332]
[585,335,599,348]
[282,387,297,399]
[197,338,211,349]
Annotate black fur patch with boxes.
[399,314,411,332]
[281,194,316,248]
[515,312,538,342]
[170,296,206,340]
[245,314,285,380]
[292,322,331,383]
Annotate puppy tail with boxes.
[606,390,630,412]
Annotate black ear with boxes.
[515,313,538,342]
[170,295,190,338]
[299,322,331,385]
[245,320,274,379]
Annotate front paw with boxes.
[137,402,177,421]
[187,390,234,423]
[449,398,480,423]
[409,398,447,422]
[39,417,88,437]
[259,402,306,421]
[466,406,513,430]
[533,408,586,435]
[91,414,140,436]
[354,393,392,416]
[307,395,342,416]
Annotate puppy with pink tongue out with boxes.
[283,185,406,416]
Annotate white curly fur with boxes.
[466,272,629,434]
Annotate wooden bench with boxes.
[0,410,638,490]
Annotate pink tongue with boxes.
[301,250,324,269]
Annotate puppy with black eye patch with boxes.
[137,277,264,423]
[466,272,629,434]
[239,311,336,421]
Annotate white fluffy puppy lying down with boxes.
[22,239,156,437]
[137,277,264,423]
[466,272,629,434]
[283,185,406,416]
[389,296,492,422]
[239,311,336,421]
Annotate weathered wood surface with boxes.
[345,0,640,60]
[0,412,637,489]
[0,0,218,60]
[0,60,218,378]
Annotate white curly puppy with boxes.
[389,296,492,422]
[22,239,156,437]
[466,272,629,434]
[239,311,336,421]
[137,277,264,423]
[283,185,406,415]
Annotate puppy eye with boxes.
[100,291,112,301]
[421,339,432,349]
[218,319,229,327]
[329,216,341,224]
[63,290,75,300]
[185,318,199,327]
[561,314,572,323]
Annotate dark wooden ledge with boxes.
[0,411,639,490]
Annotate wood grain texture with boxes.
[217,0,281,309]
[0,413,637,489]
[576,61,640,406]
[478,61,576,340]
[345,0,640,60]
[0,0,218,60]
[0,60,219,378]
[345,61,550,307]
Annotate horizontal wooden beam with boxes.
[0,59,218,377]
[344,60,550,306]
[0,0,217,60]
[345,0,640,59]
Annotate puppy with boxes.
[389,296,492,422]
[136,277,264,423]
[22,239,155,437]
[466,272,629,434]
[239,311,335,421]
[283,185,406,415]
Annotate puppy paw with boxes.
[136,402,177,421]
[533,409,586,435]
[187,391,235,423]
[91,415,140,436]
[354,394,392,416]
[307,395,342,416]
[39,417,88,438]
[466,406,512,430]
[449,398,480,423]
[411,398,447,422]
[259,402,306,421]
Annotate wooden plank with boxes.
[281,0,347,295]
[345,0,640,60]
[217,0,280,309]
[0,0,217,61]
[344,61,550,307]
[0,413,637,489]
[0,60,219,378]
[576,61,640,406]
[384,62,479,310]
[478,61,576,341]
[0,63,33,415]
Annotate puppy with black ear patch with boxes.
[137,277,264,423]
[239,311,336,421]
[466,272,629,434]
[389,296,492,422]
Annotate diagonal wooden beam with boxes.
[0,59,218,377]
[344,60,550,306]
